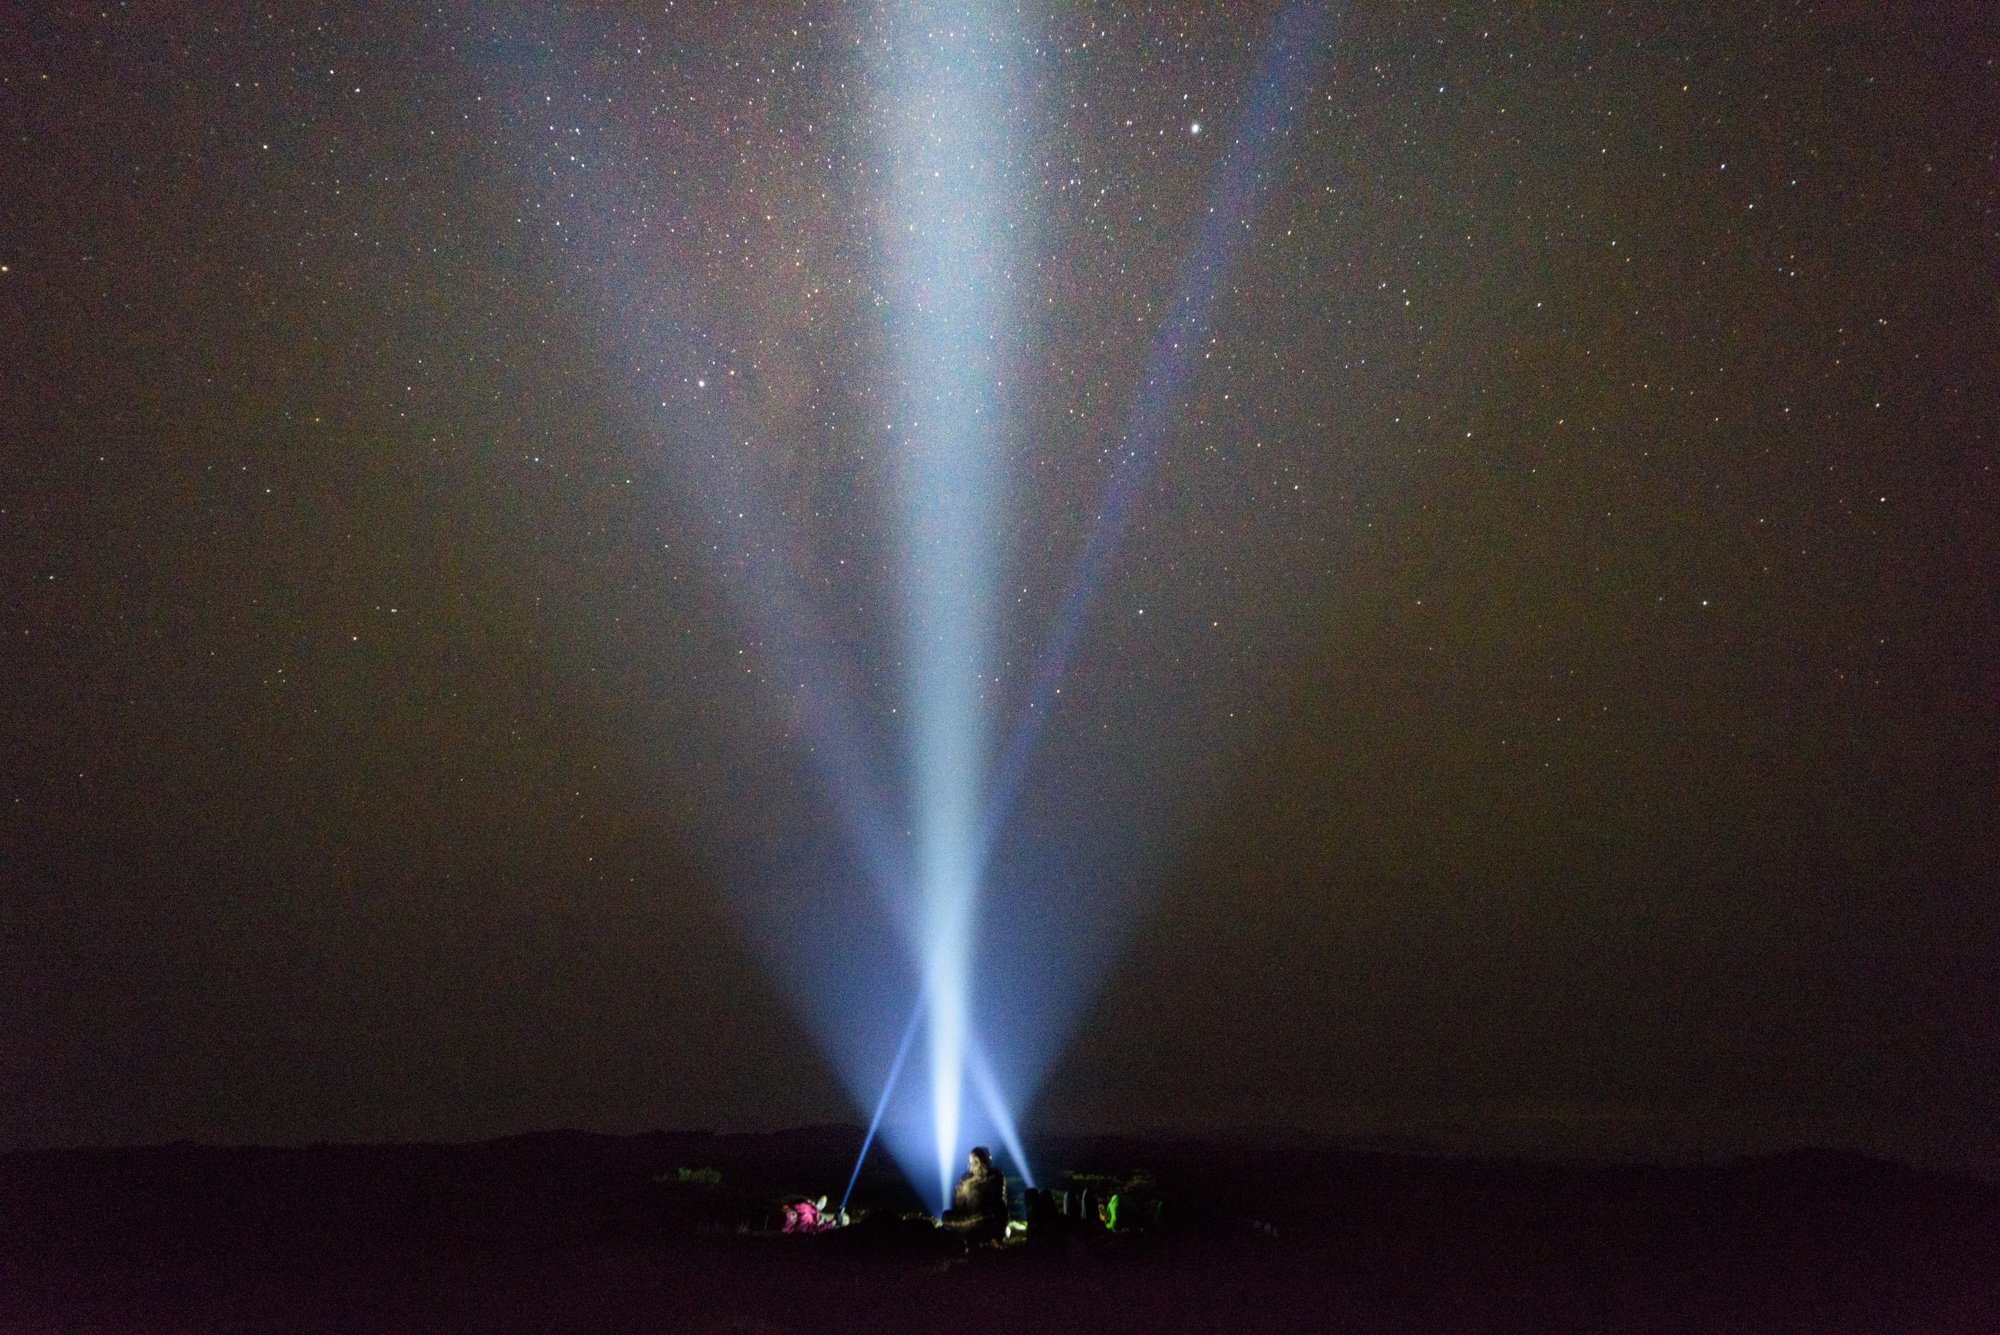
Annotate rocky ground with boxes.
[2,1128,1994,1332]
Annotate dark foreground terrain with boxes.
[2,1129,1994,1333]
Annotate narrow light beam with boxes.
[968,1037,1035,1188]
[841,994,924,1215]
[980,0,1340,865]
[878,1,1018,1210]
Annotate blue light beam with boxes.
[968,1036,1035,1189]
[841,994,924,1215]
[980,1,1340,867]
[877,0,1022,1210]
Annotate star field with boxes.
[1,3,1993,1168]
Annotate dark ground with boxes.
[1,1128,1994,1333]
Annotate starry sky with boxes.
[3,3,1995,1171]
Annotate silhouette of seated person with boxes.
[940,1146,1009,1244]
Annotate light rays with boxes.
[845,0,1337,1205]
[486,0,1339,1214]
[874,0,1021,1208]
[981,0,1340,870]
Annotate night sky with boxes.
[4,3,1995,1173]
